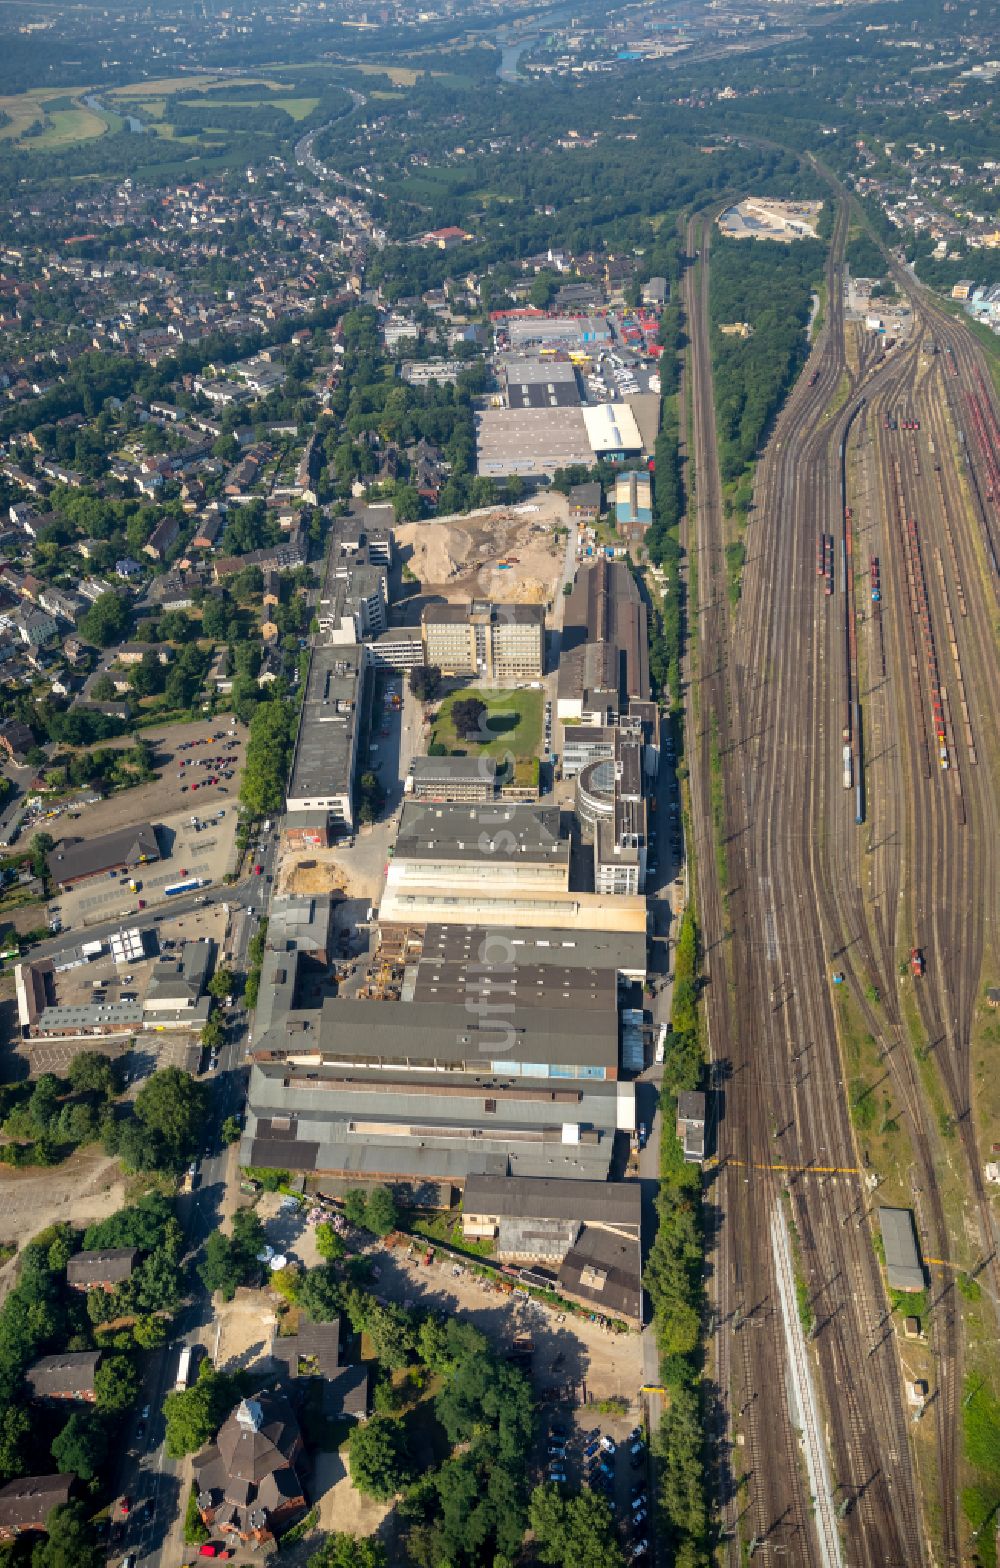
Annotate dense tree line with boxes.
[710,233,827,484]
[644,908,710,1566]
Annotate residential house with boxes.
[26,1351,102,1403]
[143,515,181,561]
[0,1475,74,1540]
[16,608,58,648]
[66,1248,138,1293]
[0,719,35,765]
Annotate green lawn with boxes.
[431,687,542,759]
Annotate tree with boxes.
[342,1189,368,1228]
[163,1365,241,1459]
[347,1417,414,1500]
[80,592,129,649]
[30,1501,103,1568]
[93,1353,139,1414]
[29,832,54,882]
[315,1223,346,1263]
[200,1015,223,1052]
[134,1068,208,1167]
[0,1404,31,1483]
[297,1266,343,1323]
[408,665,441,702]
[50,1410,108,1483]
[221,1116,241,1145]
[363,1186,398,1238]
[184,1483,210,1546]
[67,1051,115,1098]
[208,968,234,1001]
[307,1534,387,1568]
[198,1233,243,1301]
[356,771,383,825]
[451,696,487,741]
[529,1485,626,1568]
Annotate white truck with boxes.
[175,1345,193,1390]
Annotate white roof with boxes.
[582,402,643,454]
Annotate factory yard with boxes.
[395,493,568,606]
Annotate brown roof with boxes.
[0,1474,73,1531]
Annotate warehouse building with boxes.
[500,356,581,409]
[582,403,644,460]
[388,800,569,896]
[559,557,649,720]
[46,823,160,889]
[476,406,593,479]
[420,600,545,683]
[285,644,366,832]
[241,1060,633,1186]
[879,1206,925,1292]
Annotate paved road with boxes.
[109,830,281,1568]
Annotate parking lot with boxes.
[30,718,246,847]
[51,803,239,929]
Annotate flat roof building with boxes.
[285,644,366,830]
[391,801,569,894]
[476,407,592,478]
[409,754,500,802]
[500,356,581,409]
[421,600,544,684]
[879,1206,925,1292]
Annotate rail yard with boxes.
[685,196,1000,1568]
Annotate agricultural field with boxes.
[0,88,104,145]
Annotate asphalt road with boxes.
[109,828,280,1568]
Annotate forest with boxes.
[709,233,827,485]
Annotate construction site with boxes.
[395,492,569,606]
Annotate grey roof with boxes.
[879,1206,925,1292]
[27,1351,101,1398]
[146,940,213,1005]
[286,644,364,807]
[67,1247,137,1287]
[266,895,334,957]
[677,1091,706,1123]
[411,755,499,784]
[562,556,649,708]
[462,1174,641,1230]
[313,990,617,1070]
[242,1061,627,1183]
[395,801,568,867]
[47,823,159,883]
[0,1474,74,1530]
[416,922,647,978]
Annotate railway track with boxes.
[682,193,1000,1566]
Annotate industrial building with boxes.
[558,557,650,720]
[581,403,643,460]
[241,1060,634,1186]
[387,801,569,896]
[576,731,649,897]
[475,406,593,479]
[461,1174,643,1322]
[420,600,545,683]
[879,1207,925,1292]
[499,356,581,408]
[505,315,610,351]
[614,470,653,541]
[284,644,367,832]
